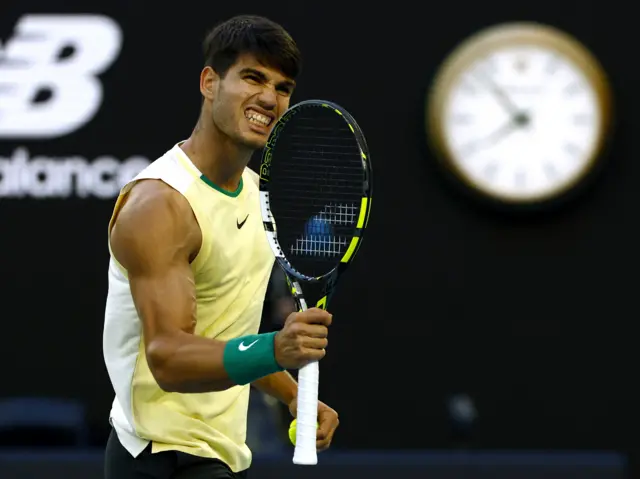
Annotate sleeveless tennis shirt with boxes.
[102,143,274,472]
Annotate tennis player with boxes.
[102,15,339,479]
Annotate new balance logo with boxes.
[0,14,123,139]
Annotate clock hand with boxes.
[473,69,526,120]
[460,119,521,156]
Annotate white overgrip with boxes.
[293,360,319,465]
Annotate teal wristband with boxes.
[223,331,284,385]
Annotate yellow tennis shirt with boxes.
[103,143,274,472]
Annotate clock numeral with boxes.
[545,55,560,75]
[459,138,485,158]
[543,162,558,180]
[450,113,474,125]
[515,170,527,188]
[482,162,498,180]
[563,81,582,96]
[564,142,581,157]
[483,57,498,75]
[514,55,530,74]
[459,78,477,95]
[573,113,592,126]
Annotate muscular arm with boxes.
[252,371,297,405]
[110,180,234,393]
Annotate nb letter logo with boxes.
[0,15,122,139]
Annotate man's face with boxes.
[207,54,296,150]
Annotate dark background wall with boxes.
[1,0,637,466]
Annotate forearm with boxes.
[147,331,233,393]
[252,370,297,405]
[148,331,282,394]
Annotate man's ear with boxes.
[200,66,219,101]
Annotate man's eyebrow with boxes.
[238,67,267,80]
[239,67,296,89]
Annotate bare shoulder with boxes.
[114,180,194,234]
[118,179,191,220]
[111,179,201,271]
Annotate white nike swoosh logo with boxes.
[238,339,259,351]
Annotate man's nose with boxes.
[257,87,277,109]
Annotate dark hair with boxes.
[202,15,301,80]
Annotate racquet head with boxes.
[259,100,372,288]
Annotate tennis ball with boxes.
[288,419,319,446]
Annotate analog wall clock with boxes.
[426,22,613,206]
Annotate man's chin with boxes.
[238,132,268,150]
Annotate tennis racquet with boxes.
[259,99,373,465]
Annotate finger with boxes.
[298,310,332,325]
[316,437,331,452]
[288,323,327,340]
[316,420,332,442]
[301,324,328,338]
[302,347,326,362]
[296,309,332,326]
[284,311,298,326]
[316,422,335,452]
[302,337,328,350]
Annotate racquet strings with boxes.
[268,106,364,279]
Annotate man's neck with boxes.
[181,116,252,192]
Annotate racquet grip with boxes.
[293,360,319,465]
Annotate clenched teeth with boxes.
[245,110,272,126]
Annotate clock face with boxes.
[428,24,612,204]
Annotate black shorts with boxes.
[104,428,249,479]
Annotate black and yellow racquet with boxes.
[259,99,372,465]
